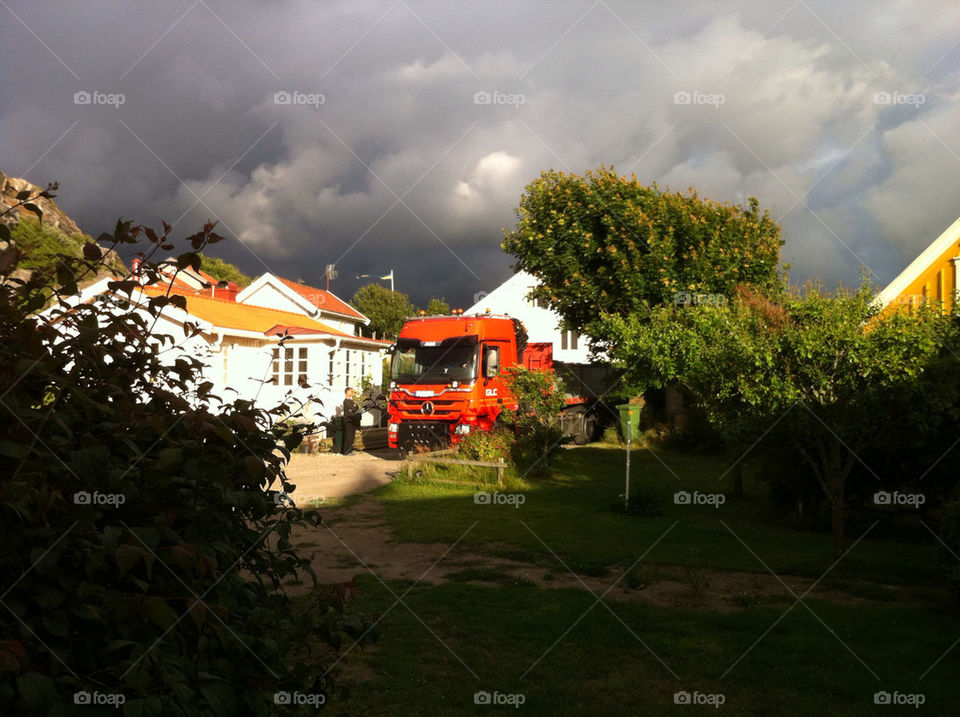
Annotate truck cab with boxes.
[387,313,524,452]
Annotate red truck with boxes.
[386,311,611,453]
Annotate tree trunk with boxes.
[664,383,687,432]
[830,492,845,557]
[731,461,744,498]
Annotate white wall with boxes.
[466,271,591,363]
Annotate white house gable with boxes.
[467,271,591,363]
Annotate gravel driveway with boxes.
[284,448,402,504]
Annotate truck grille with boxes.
[397,421,452,451]
[396,399,461,418]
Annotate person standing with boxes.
[342,387,361,455]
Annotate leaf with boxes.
[15,190,32,200]
[22,203,42,220]
[0,224,11,243]
[145,597,179,630]
[82,242,102,261]
[115,545,143,575]
[243,455,265,479]
[16,672,55,709]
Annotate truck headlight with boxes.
[455,424,471,435]
[388,423,398,433]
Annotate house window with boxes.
[328,350,335,386]
[272,346,308,386]
[360,350,366,379]
[345,349,351,387]
[560,330,579,351]
[570,331,578,350]
[298,347,308,386]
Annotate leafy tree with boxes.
[350,283,416,340]
[502,167,784,341]
[599,282,945,555]
[425,296,450,315]
[0,196,375,713]
[197,251,252,287]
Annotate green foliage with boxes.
[502,167,784,343]
[424,296,450,315]
[9,217,85,273]
[350,283,416,340]
[600,280,948,553]
[457,426,514,463]
[0,210,375,714]
[197,251,252,287]
[500,367,568,474]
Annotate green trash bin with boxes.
[617,404,640,442]
[331,415,344,453]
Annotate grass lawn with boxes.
[318,445,960,715]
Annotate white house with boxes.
[466,270,591,363]
[58,265,390,428]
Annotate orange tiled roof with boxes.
[276,276,365,320]
[142,286,357,338]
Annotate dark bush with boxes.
[0,205,375,714]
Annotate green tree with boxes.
[502,167,784,340]
[425,296,450,315]
[197,251,252,287]
[0,200,375,713]
[600,282,945,555]
[351,283,416,339]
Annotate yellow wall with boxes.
[884,243,959,315]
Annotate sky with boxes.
[2,0,959,308]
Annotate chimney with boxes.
[213,280,239,301]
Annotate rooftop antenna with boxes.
[324,264,338,291]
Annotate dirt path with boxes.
[290,499,915,611]
[285,448,403,504]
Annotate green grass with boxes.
[373,446,940,585]
[313,445,960,714]
[323,578,960,715]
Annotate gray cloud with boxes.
[2,0,958,305]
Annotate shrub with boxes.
[457,426,514,464]
[500,367,567,475]
[0,206,375,714]
[612,483,665,517]
[941,489,960,606]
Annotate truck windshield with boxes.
[391,345,478,384]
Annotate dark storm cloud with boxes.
[2,0,959,306]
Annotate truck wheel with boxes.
[573,414,594,445]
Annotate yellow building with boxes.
[877,216,960,313]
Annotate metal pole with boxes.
[625,408,631,509]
